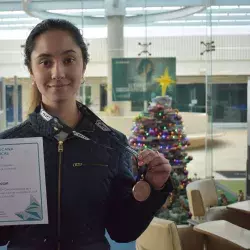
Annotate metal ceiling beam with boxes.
[22,0,105,26]
[23,1,206,26]
[23,11,105,26]
[126,0,210,7]
[0,14,28,19]
[128,21,250,26]
[28,1,104,11]
[1,1,250,12]
[126,6,206,24]
[185,16,250,20]
[20,15,247,23]
[1,0,250,12]
[216,0,250,5]
[127,0,250,6]
[206,9,250,13]
[1,0,250,30]
[1,21,249,30]
[0,19,40,25]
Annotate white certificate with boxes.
[0,137,48,225]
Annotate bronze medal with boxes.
[132,180,151,202]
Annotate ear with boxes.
[30,73,35,86]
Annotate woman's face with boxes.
[30,30,85,104]
[145,63,152,74]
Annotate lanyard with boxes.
[39,104,147,181]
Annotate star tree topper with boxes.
[155,68,176,96]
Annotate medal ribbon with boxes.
[40,104,147,181]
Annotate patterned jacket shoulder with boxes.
[110,127,128,144]
[0,120,33,139]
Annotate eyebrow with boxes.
[36,50,77,59]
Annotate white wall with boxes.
[0,34,250,78]
[98,112,207,137]
[0,31,249,117]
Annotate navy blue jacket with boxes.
[0,104,171,250]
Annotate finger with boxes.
[148,156,169,168]
[138,150,159,165]
[138,149,154,160]
[158,151,165,157]
[148,163,172,173]
[142,153,169,167]
[147,157,166,169]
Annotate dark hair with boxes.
[137,58,154,83]
[25,19,90,114]
[24,18,89,72]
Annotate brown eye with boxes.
[40,60,52,68]
[64,57,75,65]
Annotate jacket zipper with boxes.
[74,163,108,167]
[57,140,64,250]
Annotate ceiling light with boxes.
[0,18,20,21]
[0,11,25,15]
[186,20,204,23]
[239,6,250,9]
[126,7,143,11]
[48,9,104,14]
[0,23,36,27]
[209,6,220,9]
[156,21,169,24]
[144,7,162,11]
[0,17,39,22]
[83,9,104,13]
[194,13,207,16]
[48,9,82,13]
[235,19,250,22]
[219,20,234,22]
[229,13,247,16]
[169,20,186,23]
[219,6,238,9]
[162,7,182,10]
[126,6,182,12]
[92,15,104,17]
[212,13,228,16]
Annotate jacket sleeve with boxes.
[105,134,172,243]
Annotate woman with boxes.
[0,19,172,250]
[137,58,155,84]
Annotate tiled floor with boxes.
[187,128,247,179]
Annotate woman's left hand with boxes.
[138,149,172,190]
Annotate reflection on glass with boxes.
[5,84,22,128]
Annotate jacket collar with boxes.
[28,102,95,138]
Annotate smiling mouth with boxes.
[48,84,70,88]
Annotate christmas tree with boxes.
[129,95,193,225]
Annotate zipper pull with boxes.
[58,141,64,153]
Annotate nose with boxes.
[51,61,65,80]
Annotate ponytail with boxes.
[27,84,42,115]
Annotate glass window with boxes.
[212,83,247,123]
[176,84,205,113]
[100,84,107,111]
[85,86,92,107]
